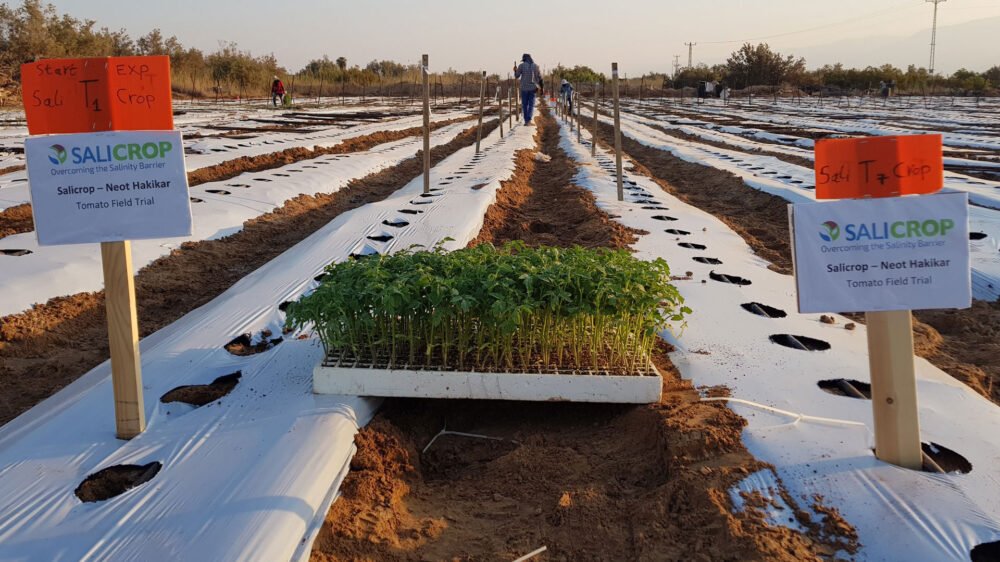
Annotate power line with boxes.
[697,1,914,45]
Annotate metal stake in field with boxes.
[591,82,599,157]
[612,62,624,201]
[422,54,430,195]
[476,71,486,153]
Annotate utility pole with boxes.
[926,0,946,75]
[672,55,680,78]
[685,42,696,68]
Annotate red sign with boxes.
[814,135,943,199]
[21,56,173,134]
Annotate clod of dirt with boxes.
[224,331,282,356]
[534,152,552,162]
[769,334,831,351]
[740,302,787,318]
[820,315,836,324]
[160,371,242,406]
[845,323,857,331]
[971,540,1000,562]
[75,462,162,503]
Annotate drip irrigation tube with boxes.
[837,379,868,400]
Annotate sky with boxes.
[31,0,1000,75]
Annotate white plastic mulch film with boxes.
[0,103,535,561]
[556,115,1000,561]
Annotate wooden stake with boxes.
[866,310,923,470]
[422,54,430,195]
[508,87,513,130]
[591,82,598,157]
[576,84,581,143]
[100,240,145,439]
[476,71,486,153]
[515,77,520,121]
[612,62,623,201]
[498,86,504,138]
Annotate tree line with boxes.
[1,1,997,102]
[669,43,999,95]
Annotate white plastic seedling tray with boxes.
[314,355,663,403]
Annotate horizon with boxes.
[23,0,1000,76]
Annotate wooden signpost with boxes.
[795,133,965,470]
[422,54,430,195]
[612,62,623,201]
[21,56,173,134]
[815,135,944,200]
[21,55,189,440]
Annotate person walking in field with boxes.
[514,54,543,125]
[560,79,574,114]
[271,76,285,107]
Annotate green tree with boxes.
[725,42,805,87]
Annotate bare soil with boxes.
[592,119,1000,408]
[309,109,858,561]
[0,121,497,426]
[74,462,162,503]
[0,203,33,240]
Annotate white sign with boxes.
[25,130,191,245]
[790,191,970,313]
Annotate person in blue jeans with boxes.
[560,79,573,114]
[514,54,543,125]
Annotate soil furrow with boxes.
[0,120,498,426]
[590,119,1000,408]
[309,108,858,562]
[0,115,476,242]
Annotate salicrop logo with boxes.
[48,144,67,165]
[819,221,840,242]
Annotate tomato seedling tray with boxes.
[313,353,662,403]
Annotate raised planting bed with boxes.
[287,242,689,403]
